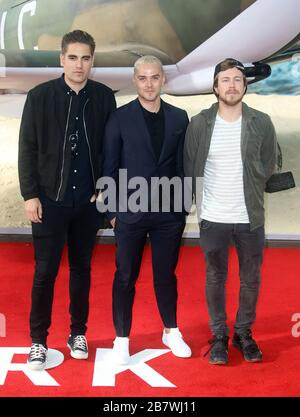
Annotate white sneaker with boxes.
[162,328,192,358]
[111,337,130,365]
[27,343,48,370]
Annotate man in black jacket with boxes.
[18,30,116,370]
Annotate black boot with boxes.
[205,334,229,365]
[232,331,262,362]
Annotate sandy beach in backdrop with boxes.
[1,92,299,235]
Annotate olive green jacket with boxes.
[184,102,277,230]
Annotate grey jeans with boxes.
[199,220,265,336]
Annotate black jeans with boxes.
[30,201,102,345]
[113,213,185,337]
[199,220,265,337]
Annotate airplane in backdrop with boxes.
[0,0,299,95]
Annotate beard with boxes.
[218,91,244,106]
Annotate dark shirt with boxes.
[140,101,166,211]
[41,75,94,207]
[140,101,165,161]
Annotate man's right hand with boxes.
[110,217,116,228]
[24,198,43,223]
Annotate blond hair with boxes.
[134,55,163,74]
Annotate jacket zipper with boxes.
[56,96,73,201]
[83,98,96,192]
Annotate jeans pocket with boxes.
[200,219,211,230]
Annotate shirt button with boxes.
[73,186,76,189]
[74,169,77,173]
[75,117,78,120]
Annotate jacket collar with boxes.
[201,101,257,124]
[131,98,160,162]
[55,75,91,97]
[131,98,174,164]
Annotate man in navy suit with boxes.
[102,55,192,364]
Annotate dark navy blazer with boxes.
[102,98,189,223]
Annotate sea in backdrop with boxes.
[248,60,300,95]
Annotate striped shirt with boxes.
[201,114,249,223]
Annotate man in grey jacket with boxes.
[184,58,277,365]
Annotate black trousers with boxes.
[30,201,102,345]
[200,220,265,337]
[113,213,185,337]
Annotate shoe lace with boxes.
[203,336,229,357]
[238,333,259,352]
[73,335,87,350]
[30,343,46,359]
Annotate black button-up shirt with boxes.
[41,75,94,207]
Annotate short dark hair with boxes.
[213,58,247,96]
[61,30,96,55]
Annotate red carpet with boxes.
[0,242,300,397]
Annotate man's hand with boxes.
[24,198,42,223]
[110,217,116,228]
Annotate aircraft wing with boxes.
[1,0,299,95]
[163,0,300,94]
